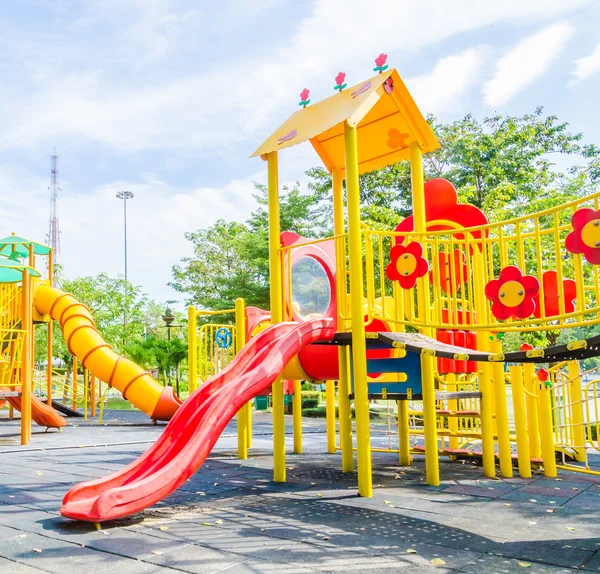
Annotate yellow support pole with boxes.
[20,269,32,445]
[247,401,253,448]
[410,141,439,486]
[523,362,541,459]
[47,249,53,406]
[537,375,557,478]
[344,121,372,497]
[398,400,411,466]
[293,380,302,454]
[91,374,96,417]
[187,305,197,393]
[235,297,248,460]
[509,366,531,478]
[325,379,336,454]
[72,355,78,411]
[332,167,353,471]
[491,340,513,478]
[446,374,459,452]
[267,151,286,483]
[338,346,354,472]
[567,361,586,462]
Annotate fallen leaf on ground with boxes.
[566,527,576,531]
[406,548,417,554]
[518,562,531,568]
[430,558,446,566]
[152,550,162,555]
[323,536,330,541]
[32,549,42,553]
[159,526,169,531]
[528,499,537,503]
[214,520,223,525]
[202,522,211,526]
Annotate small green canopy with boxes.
[0,255,41,283]
[0,235,52,258]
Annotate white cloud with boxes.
[483,22,575,107]
[406,47,488,116]
[0,0,591,153]
[569,42,600,86]
[0,165,262,304]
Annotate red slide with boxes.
[60,318,334,522]
[2,390,66,428]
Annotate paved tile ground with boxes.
[0,409,599,573]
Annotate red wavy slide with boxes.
[60,318,334,522]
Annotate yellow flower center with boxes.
[499,280,525,307]
[581,219,600,249]
[395,253,417,277]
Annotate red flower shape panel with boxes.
[533,270,577,319]
[485,266,540,320]
[386,242,429,289]
[565,208,600,264]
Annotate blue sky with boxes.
[1,0,600,306]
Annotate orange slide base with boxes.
[2,390,66,428]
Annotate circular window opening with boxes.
[291,256,332,320]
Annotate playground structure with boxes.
[0,236,182,446]
[2,57,600,522]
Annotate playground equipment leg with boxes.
[410,142,439,486]
[568,361,586,462]
[237,403,248,460]
[235,297,249,460]
[479,362,496,477]
[47,249,53,406]
[72,356,78,412]
[510,366,531,478]
[187,305,198,393]
[538,380,557,478]
[446,374,459,453]
[267,151,286,483]
[338,347,354,472]
[91,375,96,418]
[326,379,336,454]
[20,268,31,445]
[398,400,411,466]
[491,342,513,478]
[523,362,541,459]
[293,380,302,454]
[246,402,253,448]
[344,122,371,497]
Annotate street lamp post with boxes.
[162,301,178,391]
[116,191,134,342]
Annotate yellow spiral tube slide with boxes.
[33,284,181,421]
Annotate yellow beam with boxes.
[293,380,302,454]
[510,366,531,478]
[523,362,541,459]
[326,380,336,454]
[267,151,286,483]
[235,297,248,460]
[398,400,411,466]
[491,340,513,478]
[538,377,557,478]
[344,121,371,497]
[187,305,197,393]
[567,361,586,462]
[410,141,439,486]
[20,269,32,445]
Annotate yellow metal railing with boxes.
[0,284,22,331]
[0,328,25,389]
[197,323,237,383]
[364,190,600,332]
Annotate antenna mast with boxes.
[47,148,61,265]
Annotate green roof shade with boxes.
[0,235,51,257]
[0,256,41,283]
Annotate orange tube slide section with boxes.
[33,284,181,421]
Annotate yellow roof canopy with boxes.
[251,69,439,175]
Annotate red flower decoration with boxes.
[386,242,429,289]
[533,270,577,319]
[334,72,347,91]
[485,266,540,320]
[299,88,310,108]
[565,208,600,264]
[374,53,388,73]
[429,249,468,294]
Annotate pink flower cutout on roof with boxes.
[299,88,310,108]
[373,53,388,73]
[334,72,347,92]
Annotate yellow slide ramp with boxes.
[33,284,181,421]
